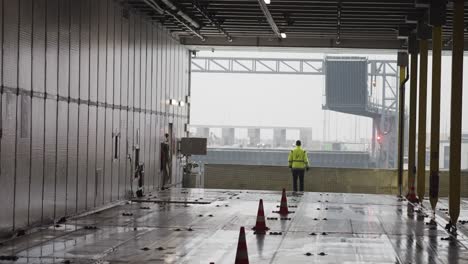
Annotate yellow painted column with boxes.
[397,65,407,196]
[407,50,418,202]
[429,26,442,211]
[449,0,464,226]
[417,40,428,202]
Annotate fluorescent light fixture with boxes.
[280,32,287,38]
[169,99,179,106]
[264,0,271,4]
[179,101,186,107]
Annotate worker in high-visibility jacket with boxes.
[288,140,309,192]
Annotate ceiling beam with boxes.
[257,0,282,38]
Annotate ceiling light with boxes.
[179,101,186,107]
[264,0,271,4]
[280,32,287,38]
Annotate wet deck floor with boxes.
[1,189,468,263]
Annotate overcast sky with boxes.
[190,49,468,142]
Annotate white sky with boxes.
[190,49,468,142]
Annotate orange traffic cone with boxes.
[278,188,290,215]
[252,199,269,234]
[235,227,249,264]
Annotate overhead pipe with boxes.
[193,1,232,42]
[160,0,201,29]
[448,0,464,231]
[257,0,283,39]
[143,0,205,41]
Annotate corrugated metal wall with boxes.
[0,0,190,237]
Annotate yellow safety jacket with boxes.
[288,146,309,169]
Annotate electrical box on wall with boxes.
[180,137,207,155]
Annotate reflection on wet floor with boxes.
[1,189,468,263]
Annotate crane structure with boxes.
[191,56,400,169]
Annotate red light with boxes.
[377,135,383,144]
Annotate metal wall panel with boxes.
[0,0,190,236]
[119,12,129,199]
[29,98,44,226]
[145,24,152,189]
[58,0,70,97]
[127,14,134,111]
[113,2,122,107]
[119,111,127,199]
[140,21,147,115]
[18,0,32,92]
[1,0,19,234]
[97,0,107,103]
[14,0,33,228]
[145,114,151,189]
[156,26,161,113]
[0,0,3,91]
[120,14,129,108]
[112,109,120,201]
[134,16,141,111]
[104,108,113,203]
[157,115,162,188]
[150,119,155,190]
[111,2,121,201]
[80,0,90,101]
[66,104,78,215]
[152,27,157,113]
[161,29,166,124]
[86,106,97,209]
[55,101,68,218]
[42,0,59,224]
[77,105,88,212]
[146,25,152,112]
[140,21,148,191]
[127,110,134,194]
[69,0,80,100]
[106,0,114,105]
[139,112,146,191]
[43,99,56,223]
[0,93,16,234]
[126,13,135,195]
[45,0,59,96]
[3,0,18,90]
[96,107,105,206]
[88,0,99,102]
[15,95,31,229]
[150,115,156,188]
[170,39,175,117]
[32,0,46,94]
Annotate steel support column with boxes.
[448,0,464,227]
[397,51,409,196]
[407,47,419,202]
[417,40,428,202]
[429,26,442,211]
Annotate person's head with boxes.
[296,140,301,147]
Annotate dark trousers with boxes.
[292,169,305,192]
